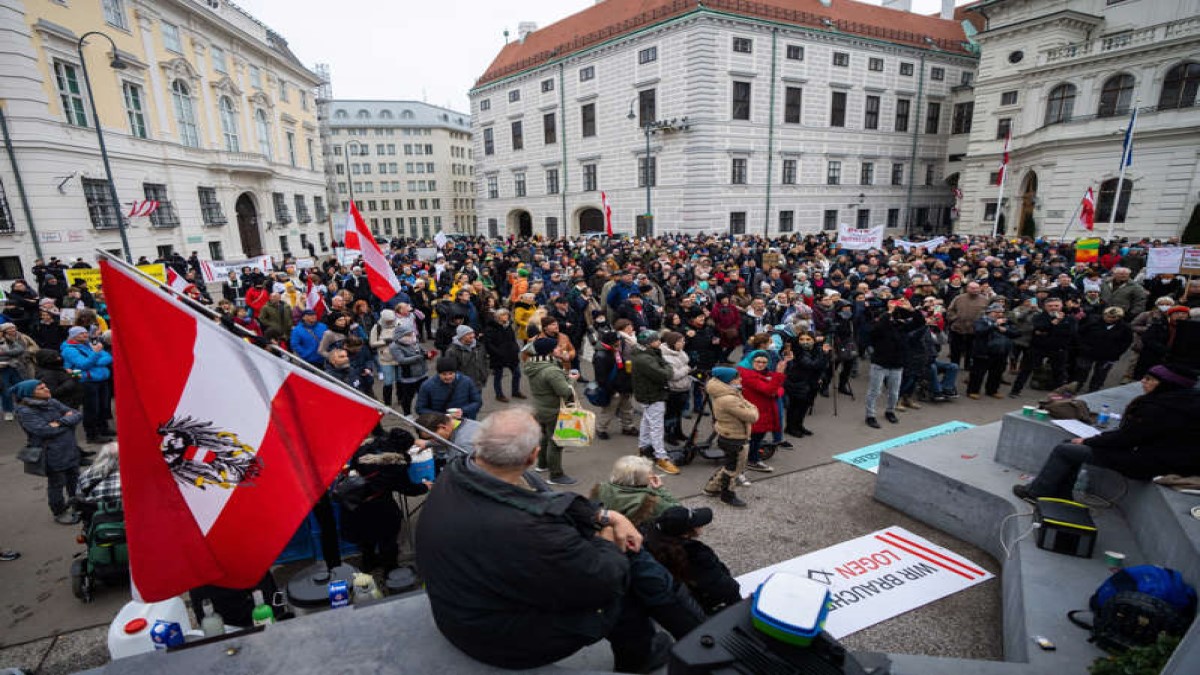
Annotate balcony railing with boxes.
[1042,16,1200,65]
[1038,102,1192,131]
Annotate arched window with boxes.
[379,110,393,119]
[171,79,198,147]
[255,108,272,159]
[334,109,348,119]
[356,109,370,119]
[1158,62,1200,110]
[218,96,239,151]
[1044,83,1076,125]
[1097,177,1132,224]
[401,109,414,119]
[1098,74,1134,117]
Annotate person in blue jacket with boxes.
[59,326,114,443]
[290,309,328,366]
[416,357,482,420]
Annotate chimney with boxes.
[517,21,537,43]
[941,0,955,20]
[882,0,912,11]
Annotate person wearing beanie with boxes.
[14,379,85,524]
[414,354,481,420]
[445,324,490,396]
[631,330,680,475]
[643,506,741,615]
[388,324,433,414]
[370,309,400,406]
[703,368,758,507]
[522,336,579,484]
[593,325,637,440]
[0,322,28,421]
[59,325,113,443]
[1013,362,1200,503]
[483,308,524,402]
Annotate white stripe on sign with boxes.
[736,526,994,638]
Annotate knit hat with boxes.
[518,268,530,278]
[711,367,738,384]
[10,379,40,400]
[533,337,558,356]
[436,356,457,373]
[636,329,660,346]
[655,506,713,537]
[1166,306,1191,318]
[0,323,13,332]
[455,325,475,339]
[67,326,89,340]
[379,309,396,325]
[985,303,1005,313]
[1147,363,1198,389]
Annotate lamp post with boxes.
[77,31,131,262]
[343,140,365,206]
[627,98,652,235]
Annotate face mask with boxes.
[839,310,852,319]
[800,341,815,350]
[1157,304,1172,312]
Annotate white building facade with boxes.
[0,0,328,279]
[470,0,977,239]
[955,0,1200,240]
[324,101,474,240]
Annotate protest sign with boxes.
[833,421,974,473]
[199,256,273,283]
[67,264,165,292]
[836,224,885,251]
[1181,247,1200,276]
[737,526,994,638]
[416,247,438,260]
[894,236,946,253]
[1145,247,1183,277]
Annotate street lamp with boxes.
[343,140,365,206]
[77,31,132,262]
[627,98,652,234]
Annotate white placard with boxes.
[836,224,885,251]
[416,247,438,260]
[199,256,273,283]
[894,236,946,252]
[433,231,448,249]
[736,526,994,638]
[1051,418,1102,438]
[1145,247,1183,277]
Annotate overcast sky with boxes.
[234,0,970,113]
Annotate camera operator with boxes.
[864,298,918,429]
[968,303,1019,399]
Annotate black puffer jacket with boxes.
[1076,319,1133,362]
[1088,387,1200,479]
[481,318,520,368]
[784,347,828,400]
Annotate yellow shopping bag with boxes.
[553,399,596,447]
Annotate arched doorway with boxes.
[579,207,604,234]
[1018,172,1038,237]
[508,210,532,238]
[235,193,263,257]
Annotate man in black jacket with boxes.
[864,299,919,428]
[1073,306,1133,393]
[1009,297,1076,397]
[416,408,690,672]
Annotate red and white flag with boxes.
[165,267,189,293]
[345,202,402,302]
[127,200,159,218]
[1080,187,1096,231]
[100,259,382,601]
[305,277,327,320]
[601,191,614,237]
[342,209,361,251]
[996,129,1011,185]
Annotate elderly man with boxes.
[416,408,691,673]
[1101,267,1148,321]
[946,281,989,368]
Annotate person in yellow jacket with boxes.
[513,293,538,342]
[281,282,304,309]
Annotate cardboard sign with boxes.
[199,256,273,283]
[66,264,165,292]
[833,421,975,473]
[737,526,994,638]
[1146,247,1183,277]
[1182,247,1200,276]
[836,224,885,251]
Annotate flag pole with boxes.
[991,130,1010,238]
[93,250,472,457]
[1059,199,1082,242]
[1107,103,1138,241]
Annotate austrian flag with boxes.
[101,259,382,602]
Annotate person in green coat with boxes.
[590,455,682,527]
[522,337,578,485]
[631,330,680,475]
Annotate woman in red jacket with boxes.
[244,280,270,315]
[737,349,789,473]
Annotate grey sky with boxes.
[234,0,969,113]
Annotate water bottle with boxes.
[1097,404,1111,428]
[1073,468,1089,498]
[251,590,275,626]
[199,599,224,638]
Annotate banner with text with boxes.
[737,526,994,638]
[836,224,885,251]
[67,264,166,293]
[1182,247,1200,276]
[1145,247,1183,277]
[199,256,274,283]
[894,236,946,252]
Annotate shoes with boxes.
[785,428,805,438]
[703,485,720,496]
[547,474,578,486]
[0,549,19,562]
[513,392,527,399]
[885,412,899,424]
[818,389,830,398]
[533,466,548,473]
[990,393,1006,400]
[903,398,922,410]
[495,395,510,403]
[80,450,96,458]
[597,431,611,440]
[894,403,907,412]
[1008,392,1021,399]
[799,427,814,437]
[735,474,752,487]
[932,395,950,403]
[3,412,11,421]
[54,512,81,525]
[720,490,747,507]
[776,441,794,449]
[655,458,681,475]
[86,436,114,444]
[621,428,639,436]
[1012,484,1037,504]
[967,393,980,400]
[866,417,881,429]
[1000,378,1013,386]
[746,461,774,473]
[576,377,591,384]
[838,385,854,396]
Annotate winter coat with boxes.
[259,301,293,337]
[706,378,759,441]
[784,347,828,400]
[972,317,1020,358]
[1077,319,1133,362]
[59,340,112,382]
[389,339,429,382]
[415,374,482,419]
[1087,388,1200,480]
[482,319,520,368]
[16,397,82,472]
[29,320,67,352]
[592,342,632,394]
[446,339,489,389]
[738,366,784,434]
[0,336,26,372]
[590,482,681,527]
[680,538,742,615]
[289,322,328,364]
[684,324,721,371]
[661,345,692,393]
[1101,279,1148,319]
[1028,311,1076,351]
[631,345,671,404]
[35,352,83,408]
[370,321,398,366]
[522,356,574,424]
[946,292,990,335]
[870,310,918,369]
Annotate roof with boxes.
[327,100,471,130]
[476,0,975,88]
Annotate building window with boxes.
[887,208,900,228]
[583,163,598,191]
[730,211,746,234]
[514,172,526,198]
[833,52,849,67]
[508,89,520,103]
[1158,62,1199,110]
[286,131,297,166]
[279,235,289,254]
[143,183,179,228]
[784,87,802,124]
[778,210,794,233]
[318,231,327,251]
[786,45,804,61]
[900,62,914,76]
[830,91,846,128]
[638,88,656,127]
[782,159,797,185]
[826,161,841,185]
[579,66,595,82]
[638,156,657,188]
[545,217,558,239]
[861,162,874,185]
[295,194,311,223]
[483,127,494,155]
[1044,83,1076,125]
[581,103,596,137]
[314,196,326,222]
[487,218,499,238]
[307,138,315,170]
[102,0,128,29]
[1097,177,1132,223]
[54,61,88,127]
[486,176,498,199]
[924,102,941,134]
[996,118,1011,139]
[206,240,223,261]
[541,78,554,93]
[895,99,910,132]
[171,79,199,147]
[543,112,556,145]
[639,46,657,64]
[479,98,491,112]
[864,95,880,130]
[732,81,751,120]
[731,158,747,185]
[891,162,904,186]
[733,37,753,53]
[211,46,227,74]
[0,180,15,233]
[546,168,559,194]
[198,187,226,225]
[1098,73,1135,117]
[82,178,120,229]
[930,67,945,81]
[218,96,239,151]
[951,101,973,134]
[511,120,523,150]
[822,209,837,231]
[989,171,1001,185]
[925,164,935,186]
[961,71,974,86]
[161,21,182,53]
[856,209,870,228]
[272,192,292,224]
[123,82,147,139]
[868,57,884,72]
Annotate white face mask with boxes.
[1157,304,1173,311]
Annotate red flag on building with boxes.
[601,191,613,236]
[1079,187,1095,231]
[126,200,159,218]
[996,129,1011,185]
[100,258,382,602]
[345,202,403,302]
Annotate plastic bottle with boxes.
[1073,468,1089,498]
[1097,404,1111,428]
[251,590,275,626]
[200,599,225,638]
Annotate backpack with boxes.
[1068,565,1197,653]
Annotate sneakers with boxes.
[894,403,908,412]
[655,458,681,475]
[746,461,774,473]
[532,466,548,473]
[967,393,980,400]
[496,395,510,403]
[903,397,922,410]
[54,512,81,525]
[932,395,950,403]
[0,549,19,562]
[885,412,899,424]
[596,431,611,440]
[866,416,881,429]
[720,491,747,507]
[1011,484,1037,504]
[3,412,11,421]
[547,474,578,486]
[735,474,752,487]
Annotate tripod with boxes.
[824,316,856,418]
